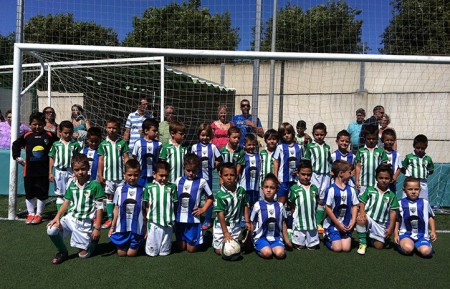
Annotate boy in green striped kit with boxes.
[356,164,399,255]
[159,121,188,182]
[219,126,244,165]
[260,129,278,185]
[144,160,178,256]
[355,124,388,195]
[98,117,130,229]
[49,121,82,211]
[401,134,434,200]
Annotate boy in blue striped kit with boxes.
[237,133,261,207]
[82,127,102,181]
[331,130,355,187]
[381,129,401,192]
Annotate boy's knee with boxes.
[259,248,273,259]
[47,226,61,236]
[214,248,222,255]
[401,245,414,255]
[418,246,433,257]
[373,241,385,250]
[117,249,127,257]
[273,249,286,259]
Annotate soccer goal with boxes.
[5,43,450,219]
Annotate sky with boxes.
[0,0,391,53]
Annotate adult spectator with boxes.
[0,109,30,149]
[231,99,264,147]
[211,105,233,149]
[0,110,4,122]
[358,105,384,148]
[158,105,175,146]
[42,106,58,134]
[123,98,154,152]
[378,114,397,149]
[347,108,365,154]
[71,104,91,145]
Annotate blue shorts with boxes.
[399,234,432,249]
[277,181,295,198]
[176,223,203,246]
[326,226,352,242]
[109,231,144,250]
[254,237,284,252]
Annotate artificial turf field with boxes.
[1,197,450,289]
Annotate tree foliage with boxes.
[0,32,15,65]
[259,1,365,53]
[381,0,450,55]
[123,0,239,62]
[24,13,119,46]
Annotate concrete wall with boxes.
[36,91,84,123]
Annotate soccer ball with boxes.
[221,239,241,261]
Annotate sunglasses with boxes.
[44,111,54,114]
[241,104,250,108]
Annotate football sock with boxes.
[36,199,46,216]
[316,205,325,224]
[56,196,65,211]
[356,224,367,245]
[106,199,114,220]
[25,198,36,215]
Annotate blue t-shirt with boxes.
[347,121,362,148]
[231,114,262,147]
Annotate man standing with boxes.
[358,105,384,147]
[123,98,153,152]
[347,108,365,154]
[231,99,264,147]
[158,105,175,146]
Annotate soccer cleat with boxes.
[101,219,112,229]
[32,215,43,224]
[25,214,35,225]
[357,244,367,255]
[317,224,324,234]
[52,251,68,265]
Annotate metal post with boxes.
[278,61,285,125]
[251,0,262,125]
[268,0,278,129]
[160,57,165,123]
[47,64,52,106]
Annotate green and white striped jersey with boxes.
[48,140,81,170]
[98,137,129,181]
[303,141,332,174]
[359,186,399,224]
[65,180,105,220]
[144,182,178,227]
[289,182,319,230]
[260,149,274,184]
[159,140,188,182]
[213,185,248,225]
[402,153,434,180]
[356,146,388,186]
[219,144,244,166]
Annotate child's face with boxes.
[262,179,277,201]
[106,122,119,139]
[404,181,420,201]
[297,167,312,186]
[365,133,378,148]
[376,171,392,191]
[29,119,45,134]
[219,167,237,189]
[228,132,241,148]
[313,129,326,144]
[199,130,211,145]
[60,127,73,142]
[296,127,306,136]
[336,135,350,152]
[265,136,278,151]
[124,168,140,186]
[382,134,395,151]
[153,168,169,185]
[339,169,352,183]
[244,140,257,154]
[72,162,89,183]
[145,125,158,140]
[414,142,427,157]
[184,163,198,180]
[171,130,185,144]
[282,131,294,144]
[87,135,101,150]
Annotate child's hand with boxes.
[430,231,437,242]
[337,223,347,232]
[385,227,393,238]
[16,157,25,166]
[91,228,101,241]
[47,218,60,229]
[355,180,360,189]
[223,232,233,242]
[394,234,400,244]
[98,175,105,185]
[49,173,54,182]
[108,228,114,238]
[345,221,355,232]
[192,206,204,217]
[284,239,293,251]
[245,222,253,232]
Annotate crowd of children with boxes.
[10,108,438,264]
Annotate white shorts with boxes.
[54,169,73,197]
[213,221,241,249]
[292,228,319,247]
[312,173,331,199]
[145,222,173,256]
[402,180,428,200]
[366,215,386,243]
[60,215,93,250]
[105,180,123,195]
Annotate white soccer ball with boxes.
[221,238,241,261]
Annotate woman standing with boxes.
[71,104,91,145]
[211,105,233,150]
[42,106,58,134]
[0,110,30,149]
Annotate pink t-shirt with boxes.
[211,121,232,150]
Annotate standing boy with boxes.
[49,121,82,211]
[331,130,355,187]
[381,129,401,192]
[81,127,102,181]
[159,121,188,183]
[237,133,261,207]
[98,117,130,229]
[220,127,244,165]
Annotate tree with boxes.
[123,0,239,62]
[24,13,119,46]
[259,1,365,53]
[0,32,15,65]
[381,0,450,55]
